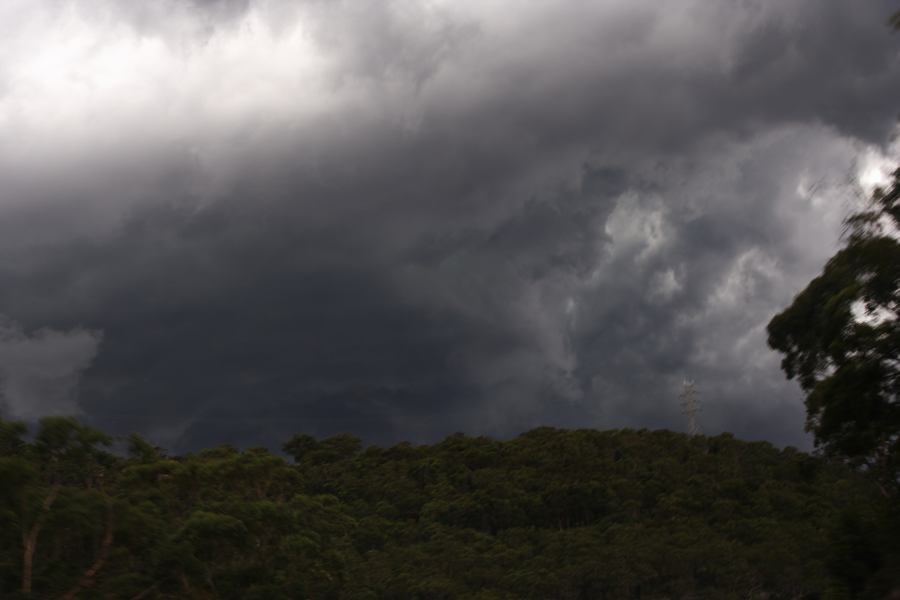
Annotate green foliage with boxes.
[0,418,27,456]
[0,419,890,598]
[0,417,119,598]
[767,169,900,597]
[768,169,899,493]
[127,432,166,463]
[34,416,114,486]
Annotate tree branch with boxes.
[21,483,61,595]
[58,496,115,600]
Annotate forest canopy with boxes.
[0,417,895,599]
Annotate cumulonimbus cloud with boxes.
[0,0,897,448]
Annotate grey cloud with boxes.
[0,0,897,450]
[0,316,102,419]
[567,126,867,444]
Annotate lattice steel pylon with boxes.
[679,379,701,436]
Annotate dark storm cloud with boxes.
[0,0,898,450]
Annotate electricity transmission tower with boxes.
[679,379,701,436]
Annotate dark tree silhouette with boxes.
[767,169,899,496]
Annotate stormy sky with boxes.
[1,0,898,451]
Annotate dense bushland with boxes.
[1,417,896,599]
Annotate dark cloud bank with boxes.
[0,0,898,451]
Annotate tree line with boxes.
[1,417,896,599]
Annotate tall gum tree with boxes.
[767,168,899,496]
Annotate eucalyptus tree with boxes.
[767,170,899,496]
